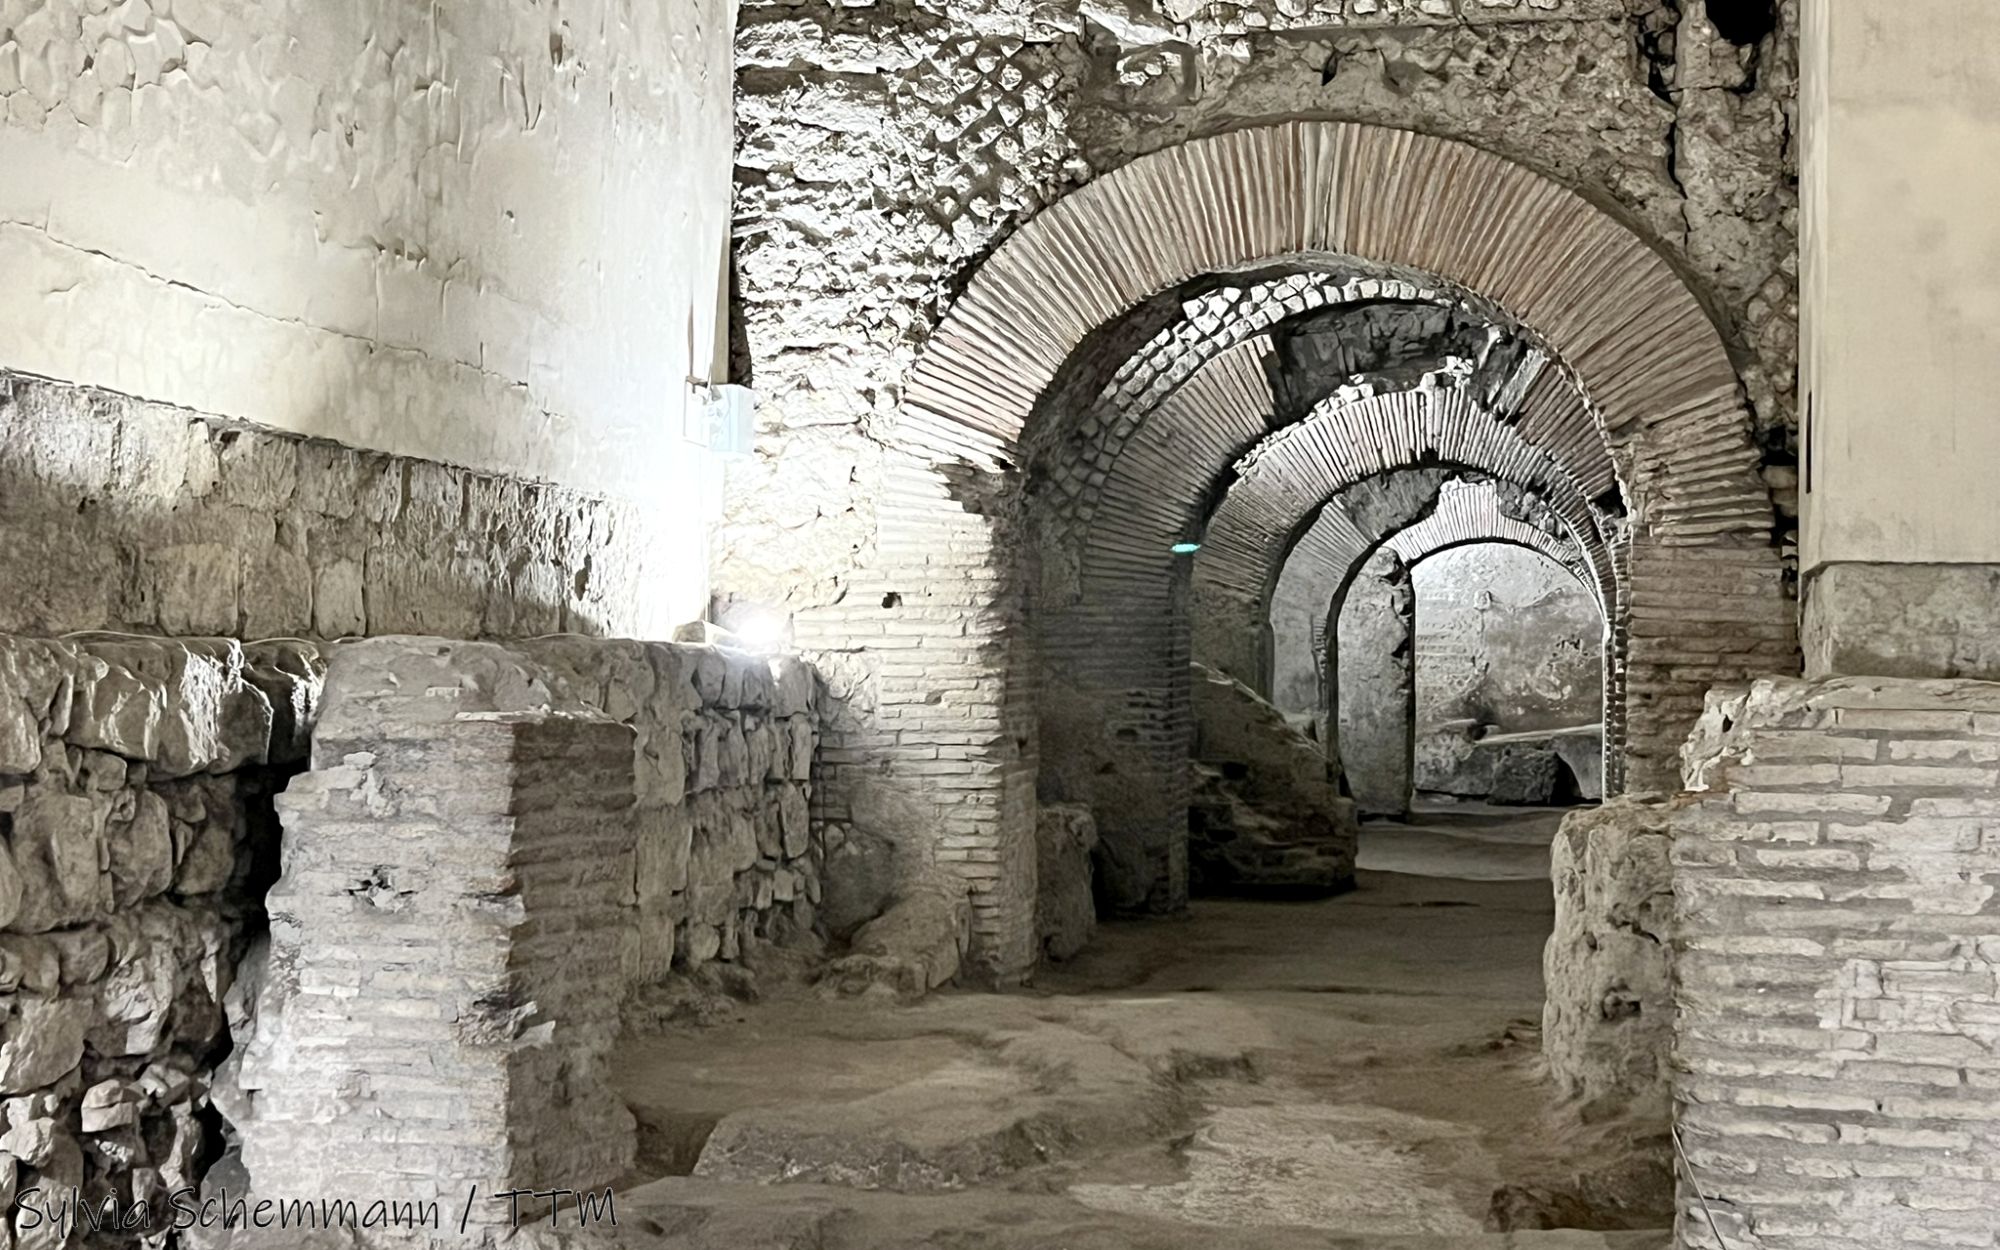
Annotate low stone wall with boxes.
[1674,676,2000,1250]
[226,636,821,1226]
[0,633,322,1243]
[1543,795,1677,1119]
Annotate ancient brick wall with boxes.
[1674,676,2000,1249]
[0,374,677,641]
[0,633,322,1243]
[724,0,1802,616]
[228,635,820,1228]
[722,3,1802,970]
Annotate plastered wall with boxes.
[1413,544,1603,741]
[0,0,737,627]
[1799,0,2000,573]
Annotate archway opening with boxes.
[1410,542,1607,809]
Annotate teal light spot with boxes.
[1171,542,1202,555]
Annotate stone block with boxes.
[1543,795,1677,1117]
[0,998,89,1093]
[821,882,971,1000]
[1035,803,1099,962]
[105,789,174,906]
[8,792,106,932]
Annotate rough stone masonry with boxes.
[0,633,322,1250]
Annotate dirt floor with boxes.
[604,804,1673,1250]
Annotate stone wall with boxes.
[1411,542,1603,800]
[0,374,676,641]
[0,633,322,1243]
[1414,543,1604,739]
[1673,676,2000,1250]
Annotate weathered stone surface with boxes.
[1804,561,2000,682]
[1189,664,1357,895]
[1035,803,1099,963]
[1674,675,2000,1250]
[0,840,22,932]
[1339,550,1417,817]
[0,998,89,1094]
[0,638,67,775]
[0,632,322,1232]
[820,822,903,941]
[8,792,106,933]
[0,375,686,641]
[820,884,971,1000]
[1543,796,1677,1119]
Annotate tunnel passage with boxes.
[825,120,1793,977]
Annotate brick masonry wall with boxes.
[230,635,822,1227]
[721,0,1804,969]
[0,373,676,641]
[1674,675,2000,1250]
[0,633,322,1244]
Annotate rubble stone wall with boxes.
[0,373,676,642]
[0,633,323,1245]
[1673,675,2000,1250]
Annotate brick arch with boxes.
[1026,269,1562,594]
[904,121,1764,534]
[855,122,1794,977]
[1331,524,1609,815]
[1190,386,1611,683]
[1390,482,1596,594]
[1269,475,1598,731]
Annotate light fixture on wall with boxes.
[716,601,791,653]
[684,379,757,456]
[1171,541,1202,555]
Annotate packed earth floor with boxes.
[603,804,1673,1249]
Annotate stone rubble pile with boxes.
[1188,663,1357,895]
[0,633,323,1247]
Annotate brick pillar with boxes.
[236,710,638,1228]
[1674,676,2000,1249]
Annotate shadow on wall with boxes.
[0,373,671,641]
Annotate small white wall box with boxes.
[686,381,757,456]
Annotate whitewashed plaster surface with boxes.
[0,0,735,528]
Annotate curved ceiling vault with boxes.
[903,121,1766,539]
[1192,386,1613,617]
